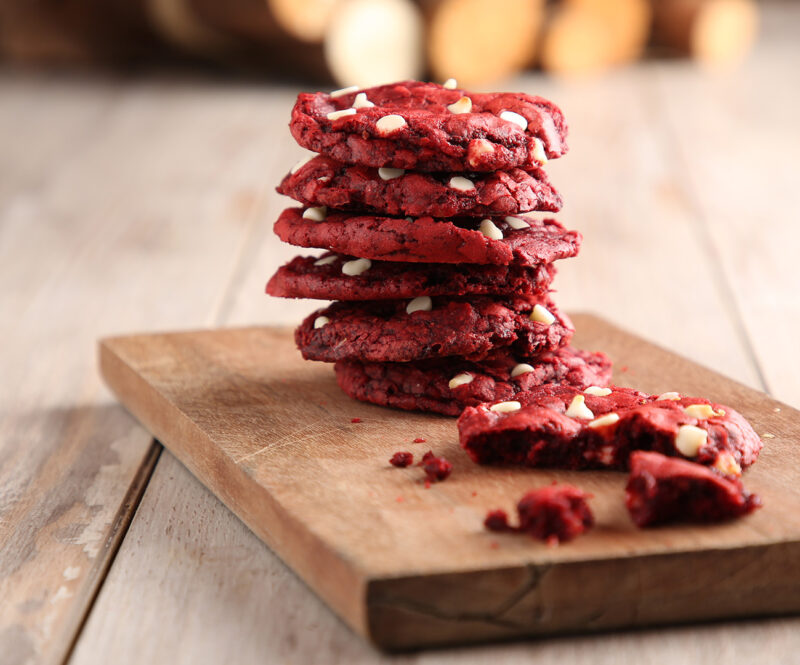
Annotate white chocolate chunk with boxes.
[406,296,432,314]
[584,386,612,397]
[375,114,406,134]
[467,138,495,167]
[479,219,503,240]
[290,154,314,174]
[504,216,529,230]
[404,216,413,222]
[447,96,472,114]
[341,258,371,276]
[713,451,742,477]
[683,404,725,419]
[313,316,330,329]
[330,85,359,98]
[588,412,620,429]
[378,167,404,180]
[448,372,473,389]
[566,394,594,420]
[530,304,555,325]
[314,254,338,266]
[675,424,707,457]
[499,110,528,130]
[327,108,357,120]
[510,363,534,377]
[443,78,457,89]
[448,176,475,191]
[352,92,374,108]
[490,401,521,413]
[302,206,327,221]
[532,137,548,166]
[656,391,681,401]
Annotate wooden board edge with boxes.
[97,337,372,642]
[364,541,800,650]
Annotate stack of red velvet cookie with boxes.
[267,80,611,416]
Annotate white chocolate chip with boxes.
[683,404,725,419]
[314,254,338,266]
[327,108,357,120]
[313,316,330,329]
[404,216,413,222]
[530,304,555,326]
[330,85,359,98]
[675,424,707,457]
[302,206,327,221]
[375,114,406,135]
[447,96,472,114]
[584,386,612,397]
[763,433,775,439]
[490,401,521,413]
[713,451,742,477]
[532,137,548,166]
[656,391,681,401]
[467,138,495,167]
[341,258,371,276]
[510,363,534,377]
[290,154,314,174]
[448,372,473,389]
[406,296,432,314]
[566,394,594,420]
[588,412,620,429]
[378,167,404,180]
[504,216,529,230]
[499,110,528,130]
[351,92,374,108]
[448,176,475,191]
[443,78,457,89]
[479,219,503,240]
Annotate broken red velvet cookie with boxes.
[458,385,763,471]
[420,451,453,482]
[290,80,568,172]
[484,484,594,544]
[625,451,761,527]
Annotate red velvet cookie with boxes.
[278,155,562,217]
[290,81,567,172]
[267,253,555,301]
[274,207,581,266]
[334,346,611,416]
[625,451,761,527]
[458,385,763,471]
[296,296,573,363]
[484,484,594,544]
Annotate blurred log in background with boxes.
[0,0,760,86]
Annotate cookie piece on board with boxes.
[297,296,573,363]
[267,254,555,301]
[334,346,611,416]
[290,81,568,171]
[625,451,761,527]
[278,155,562,217]
[274,207,581,266]
[458,385,763,471]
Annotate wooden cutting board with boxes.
[99,314,800,650]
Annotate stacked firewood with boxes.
[0,0,759,84]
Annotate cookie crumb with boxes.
[421,452,453,482]
[390,451,413,467]
[413,437,426,443]
[351,417,362,423]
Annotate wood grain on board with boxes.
[97,317,799,650]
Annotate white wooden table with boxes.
[2,3,799,662]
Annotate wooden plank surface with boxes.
[0,74,296,665]
[92,319,799,650]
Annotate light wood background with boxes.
[1,2,798,663]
